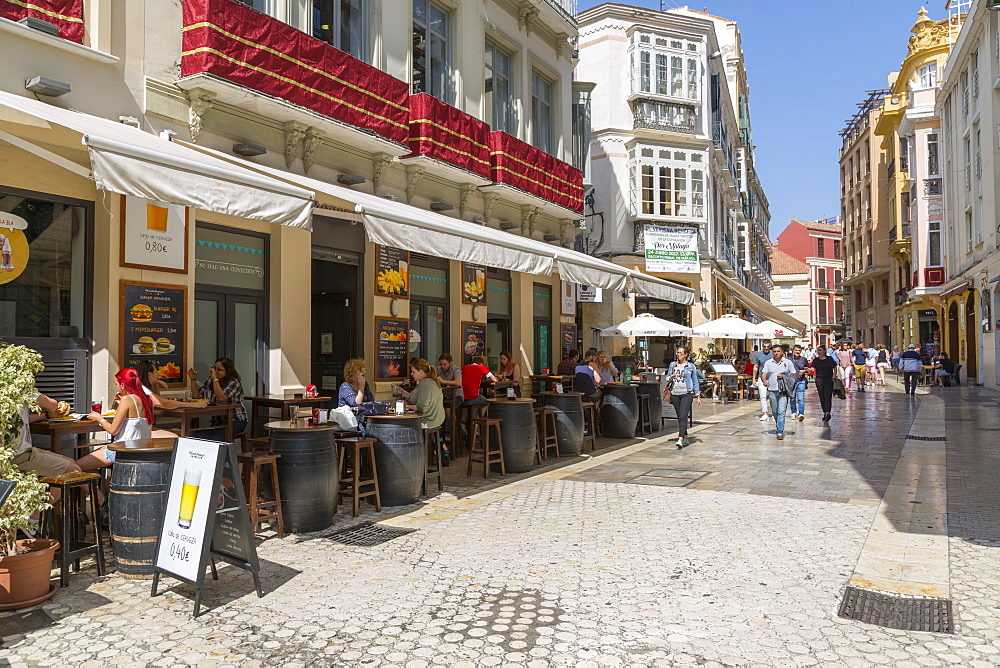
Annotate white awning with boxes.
[0,91,313,228]
[713,270,806,332]
[177,141,693,303]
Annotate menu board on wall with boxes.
[375,245,409,298]
[560,323,577,362]
[462,262,486,304]
[120,196,188,273]
[120,280,186,386]
[375,317,409,381]
[461,321,487,366]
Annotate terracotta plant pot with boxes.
[0,539,59,610]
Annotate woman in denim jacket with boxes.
[663,346,705,449]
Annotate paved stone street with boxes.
[3,380,1000,667]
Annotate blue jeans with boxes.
[794,380,807,416]
[768,391,789,435]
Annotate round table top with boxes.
[366,412,423,420]
[264,419,341,432]
[537,391,583,396]
[486,398,536,404]
[108,437,178,452]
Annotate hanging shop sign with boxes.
[560,323,577,362]
[577,285,603,303]
[461,321,487,366]
[0,211,29,286]
[152,439,261,618]
[121,196,188,273]
[561,281,576,315]
[375,245,409,298]
[462,262,486,304]
[643,224,699,273]
[375,316,409,381]
[120,281,187,386]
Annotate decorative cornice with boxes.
[518,3,540,36]
[372,152,393,194]
[521,204,540,236]
[459,183,475,218]
[405,165,425,204]
[187,88,216,142]
[482,192,497,223]
[302,127,325,174]
[559,219,573,247]
[283,121,307,169]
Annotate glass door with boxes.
[487,317,510,369]
[194,291,266,400]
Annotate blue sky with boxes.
[577,0,938,239]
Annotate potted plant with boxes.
[0,341,59,609]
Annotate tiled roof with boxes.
[793,218,843,234]
[770,247,810,275]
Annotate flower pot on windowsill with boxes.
[0,539,59,610]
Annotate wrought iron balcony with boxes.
[923,178,942,196]
[631,99,696,134]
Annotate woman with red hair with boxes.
[79,368,153,470]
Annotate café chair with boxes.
[534,407,559,462]
[581,401,599,450]
[236,451,285,539]
[467,417,504,478]
[336,436,381,517]
[422,426,444,495]
[38,471,107,587]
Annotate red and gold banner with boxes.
[181,0,409,145]
[408,93,491,179]
[488,132,584,213]
[0,0,83,43]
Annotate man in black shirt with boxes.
[810,346,838,422]
[936,351,955,386]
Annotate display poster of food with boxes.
[375,245,409,298]
[375,317,409,381]
[210,446,255,566]
[120,281,186,386]
[121,195,188,273]
[0,211,29,286]
[461,321,487,367]
[462,262,487,304]
[560,323,577,362]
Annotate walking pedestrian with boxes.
[890,345,901,375]
[852,343,868,393]
[803,345,816,362]
[761,345,797,440]
[836,342,854,391]
[875,344,889,386]
[811,347,837,421]
[900,343,923,395]
[663,346,704,449]
[753,341,774,422]
[865,343,878,386]
[789,345,808,420]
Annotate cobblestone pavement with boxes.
[2,381,1000,666]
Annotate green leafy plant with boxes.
[0,341,51,557]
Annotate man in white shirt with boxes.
[803,345,816,362]
[761,345,797,440]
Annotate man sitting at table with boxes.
[575,350,602,403]
[935,350,955,387]
[557,349,579,377]
[460,355,496,417]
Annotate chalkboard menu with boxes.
[120,281,186,386]
[374,245,409,298]
[375,316,409,381]
[461,321,487,366]
[560,323,577,362]
[462,262,486,304]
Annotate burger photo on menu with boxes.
[137,336,155,354]
[156,337,172,353]
[130,303,153,321]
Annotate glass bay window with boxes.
[629,146,706,220]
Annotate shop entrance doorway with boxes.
[965,292,978,382]
[311,248,361,393]
[194,291,266,398]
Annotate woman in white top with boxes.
[595,351,618,385]
[79,368,154,471]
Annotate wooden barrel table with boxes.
[600,384,638,439]
[108,438,177,579]
[487,398,537,473]
[635,381,662,432]
[265,420,339,533]
[366,414,424,506]
[538,392,584,456]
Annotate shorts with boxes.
[461,396,489,407]
[12,447,74,477]
[877,362,890,369]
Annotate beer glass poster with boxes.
[643,224,699,273]
[462,262,486,304]
[120,280,186,385]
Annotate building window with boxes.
[918,62,937,89]
[412,0,451,103]
[629,146,706,220]
[901,192,910,224]
[780,285,793,305]
[927,132,939,177]
[313,0,367,61]
[972,51,979,100]
[640,51,651,93]
[532,71,554,155]
[929,221,941,265]
[632,33,699,100]
[833,239,841,259]
[816,238,825,258]
[485,40,513,133]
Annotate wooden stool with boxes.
[422,426,444,495]
[635,394,653,436]
[234,431,248,453]
[248,436,271,452]
[459,403,482,457]
[38,472,106,587]
[534,407,559,462]
[236,452,285,538]
[582,401,599,451]
[467,418,505,478]
[335,437,381,517]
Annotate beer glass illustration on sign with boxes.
[178,468,202,529]
[147,204,169,232]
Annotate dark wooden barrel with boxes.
[366,414,424,506]
[539,392,584,456]
[487,399,537,473]
[108,443,174,579]
[266,422,339,533]
[600,384,638,439]
[636,382,662,432]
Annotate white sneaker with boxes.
[759,413,768,421]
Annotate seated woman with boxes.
[595,351,618,385]
[339,358,374,408]
[79,368,153,471]
[187,357,248,438]
[406,358,446,425]
[494,350,522,397]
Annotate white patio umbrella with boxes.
[691,314,774,339]
[755,319,801,338]
[600,313,692,337]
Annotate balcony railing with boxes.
[489,132,584,212]
[631,99,696,134]
[887,160,895,179]
[923,178,942,196]
[0,1,84,43]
